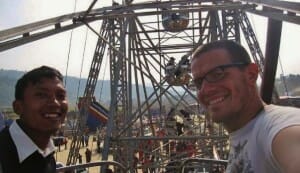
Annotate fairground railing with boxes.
[56,160,127,173]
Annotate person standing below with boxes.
[191,40,300,172]
[96,134,101,153]
[77,153,82,164]
[84,134,89,147]
[81,135,85,147]
[85,148,92,163]
[0,66,68,173]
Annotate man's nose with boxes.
[48,95,60,105]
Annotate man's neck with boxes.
[225,99,265,133]
[16,120,51,150]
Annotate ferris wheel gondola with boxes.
[161,3,189,33]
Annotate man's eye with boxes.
[57,93,67,100]
[209,69,223,76]
[210,71,222,78]
[36,92,48,98]
[36,93,47,97]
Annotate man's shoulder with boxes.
[261,104,300,122]
[0,127,17,161]
[256,104,300,142]
[0,127,10,142]
[251,105,300,136]
[0,128,15,151]
[265,104,300,114]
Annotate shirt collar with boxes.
[9,120,56,163]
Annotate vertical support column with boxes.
[260,18,282,104]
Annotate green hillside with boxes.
[0,69,113,108]
[0,69,154,109]
[1,69,299,109]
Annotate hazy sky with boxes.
[0,0,300,79]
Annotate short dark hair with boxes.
[15,66,64,100]
[192,40,251,64]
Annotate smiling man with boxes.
[191,40,300,173]
[0,66,68,173]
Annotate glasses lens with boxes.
[205,67,225,82]
[193,68,224,89]
[193,63,247,89]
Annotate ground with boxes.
[55,136,111,173]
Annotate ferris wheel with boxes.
[1,0,299,172]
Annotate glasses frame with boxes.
[193,62,249,89]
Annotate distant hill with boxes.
[0,69,24,108]
[0,69,154,108]
[1,69,299,108]
[275,74,300,96]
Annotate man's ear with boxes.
[13,100,23,115]
[246,63,259,84]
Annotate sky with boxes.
[0,0,300,79]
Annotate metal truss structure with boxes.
[1,0,300,172]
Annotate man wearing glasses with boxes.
[191,40,300,173]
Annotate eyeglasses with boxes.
[193,62,248,89]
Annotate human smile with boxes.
[209,97,225,105]
[44,113,62,119]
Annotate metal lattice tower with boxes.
[66,0,262,171]
[66,19,111,165]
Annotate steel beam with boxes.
[239,0,300,25]
[0,2,254,52]
[260,18,282,103]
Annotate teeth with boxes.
[45,114,59,118]
[209,97,224,105]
